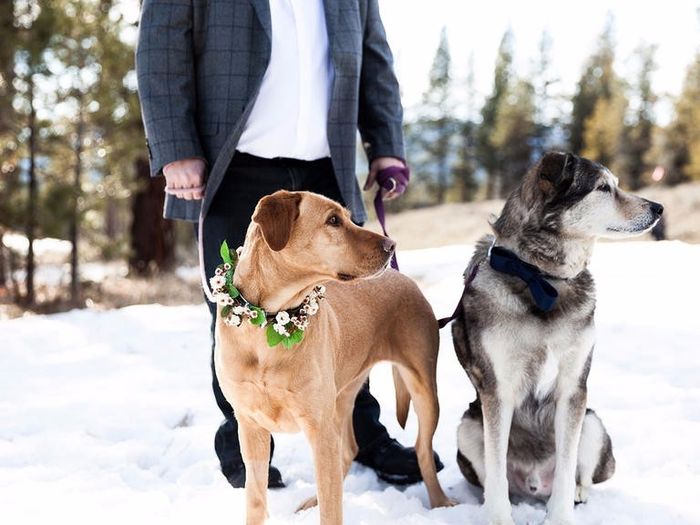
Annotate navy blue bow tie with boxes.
[489,246,559,312]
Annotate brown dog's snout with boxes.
[381,238,396,254]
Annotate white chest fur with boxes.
[481,320,595,404]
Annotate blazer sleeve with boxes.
[136,0,204,176]
[357,0,406,163]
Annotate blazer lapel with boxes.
[249,0,271,41]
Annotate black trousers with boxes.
[200,152,390,477]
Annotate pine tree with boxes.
[664,51,700,183]
[531,30,558,157]
[411,28,457,204]
[478,29,514,198]
[625,44,658,190]
[492,79,536,195]
[11,0,58,305]
[453,53,479,201]
[569,16,617,155]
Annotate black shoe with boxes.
[355,437,444,486]
[224,464,285,489]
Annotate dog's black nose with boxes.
[381,238,396,254]
[646,199,664,217]
[529,485,538,493]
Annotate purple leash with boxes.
[374,165,410,270]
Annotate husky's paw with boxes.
[574,484,589,504]
[295,495,318,513]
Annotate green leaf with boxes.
[220,240,232,264]
[249,307,266,326]
[281,337,294,349]
[221,305,232,317]
[266,324,285,347]
[227,284,240,299]
[288,329,305,345]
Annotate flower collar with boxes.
[209,241,326,349]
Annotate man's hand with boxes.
[163,158,207,200]
[363,157,407,200]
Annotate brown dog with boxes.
[214,190,453,524]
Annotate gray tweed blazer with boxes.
[136,0,405,223]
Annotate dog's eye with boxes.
[597,184,612,193]
[326,214,341,227]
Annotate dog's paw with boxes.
[295,495,318,513]
[431,496,459,508]
[574,483,589,504]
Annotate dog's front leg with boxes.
[238,418,272,525]
[544,386,587,525]
[481,393,515,525]
[301,417,343,525]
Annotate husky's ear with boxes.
[252,191,302,251]
[538,151,574,196]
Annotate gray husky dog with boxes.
[451,152,663,525]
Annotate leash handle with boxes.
[373,165,410,270]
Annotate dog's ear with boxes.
[538,151,574,196]
[252,191,302,251]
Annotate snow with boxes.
[1,241,698,525]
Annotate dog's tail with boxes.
[393,365,410,429]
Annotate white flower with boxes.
[210,275,226,290]
[215,293,230,306]
[275,311,290,325]
[215,268,223,276]
[225,296,234,306]
[224,314,241,327]
[223,263,232,271]
[249,310,258,319]
[232,305,246,315]
[273,323,289,336]
[316,284,326,295]
[306,301,319,315]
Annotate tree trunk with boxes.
[129,156,175,275]
[0,229,6,292]
[25,74,36,306]
[70,108,83,304]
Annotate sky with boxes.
[122,0,700,124]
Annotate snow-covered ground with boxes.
[1,241,699,525]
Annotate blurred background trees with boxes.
[1,0,176,309]
[1,2,699,313]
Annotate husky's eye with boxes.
[326,214,341,227]
[597,184,612,193]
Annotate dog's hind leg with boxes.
[456,412,486,489]
[575,409,615,503]
[397,365,455,508]
[481,392,515,525]
[238,418,272,525]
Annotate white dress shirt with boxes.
[236,0,334,160]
